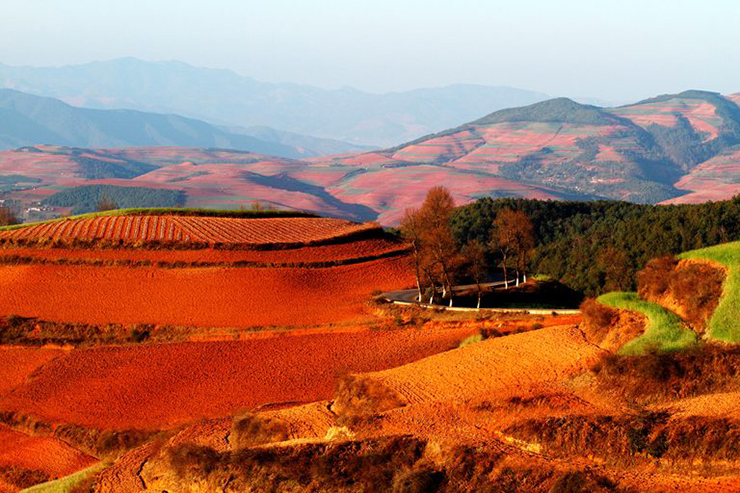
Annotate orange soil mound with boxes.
[662,392,740,419]
[0,425,96,480]
[0,256,413,328]
[0,326,475,430]
[0,216,377,245]
[0,347,65,397]
[349,325,604,406]
[0,238,406,265]
[258,401,337,440]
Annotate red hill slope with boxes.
[3,90,740,224]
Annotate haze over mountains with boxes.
[0,58,557,146]
[3,88,740,224]
[0,88,374,158]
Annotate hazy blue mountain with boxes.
[0,89,364,157]
[230,125,377,155]
[0,58,550,146]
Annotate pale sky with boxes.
[2,0,739,101]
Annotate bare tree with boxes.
[490,209,516,289]
[399,207,425,302]
[511,212,535,285]
[418,187,460,306]
[0,206,19,226]
[97,195,118,212]
[491,209,535,288]
[463,239,487,309]
[598,247,631,291]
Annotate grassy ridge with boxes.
[21,463,106,493]
[597,292,697,354]
[0,207,317,232]
[680,242,739,342]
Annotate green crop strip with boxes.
[597,292,697,354]
[680,242,740,342]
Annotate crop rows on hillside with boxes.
[0,216,378,246]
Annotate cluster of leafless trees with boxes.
[0,206,19,227]
[400,187,535,308]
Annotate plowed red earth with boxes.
[356,325,605,405]
[0,257,412,327]
[0,238,406,265]
[0,347,65,397]
[0,425,96,481]
[0,326,475,430]
[0,216,377,245]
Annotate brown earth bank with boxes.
[580,299,646,351]
[637,256,726,332]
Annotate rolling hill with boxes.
[0,89,367,158]
[3,90,740,224]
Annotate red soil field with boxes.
[0,425,96,482]
[614,98,722,141]
[662,147,740,204]
[0,239,407,266]
[0,257,412,328]
[0,216,377,246]
[0,347,65,397]
[0,326,476,430]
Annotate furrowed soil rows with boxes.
[0,239,407,266]
[0,257,412,327]
[0,326,476,430]
[0,217,378,246]
[0,424,97,482]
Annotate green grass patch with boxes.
[532,274,554,282]
[458,334,484,348]
[597,292,697,354]
[21,463,106,493]
[0,207,317,232]
[680,242,740,342]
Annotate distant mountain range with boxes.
[0,89,368,158]
[0,58,557,146]
[2,89,740,224]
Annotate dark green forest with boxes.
[44,185,186,214]
[451,196,740,296]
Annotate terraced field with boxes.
[0,258,412,328]
[663,146,740,204]
[0,215,378,246]
[0,214,409,328]
[614,96,724,141]
[0,326,476,430]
